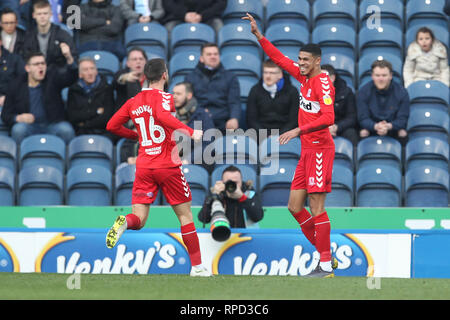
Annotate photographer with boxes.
[198,165,264,229]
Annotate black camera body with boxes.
[224,180,237,193]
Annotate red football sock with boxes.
[292,208,316,246]
[313,212,331,262]
[181,222,202,266]
[125,214,141,230]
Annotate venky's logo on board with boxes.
[0,237,19,272]
[36,232,191,274]
[212,233,374,277]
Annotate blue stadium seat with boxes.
[405,165,449,207]
[66,165,112,206]
[20,134,65,172]
[169,51,199,79]
[212,134,258,169]
[259,136,301,168]
[221,51,261,80]
[218,23,262,58]
[0,136,16,173]
[359,0,404,30]
[170,23,215,55]
[211,164,257,191]
[407,105,449,141]
[265,23,309,49]
[358,52,403,88]
[358,24,403,58]
[312,23,356,60]
[325,163,353,207]
[313,0,357,28]
[260,163,296,206]
[124,22,168,58]
[406,24,449,48]
[357,136,402,171]
[406,80,450,105]
[266,0,310,29]
[68,135,114,171]
[0,167,14,206]
[222,0,264,27]
[18,165,63,206]
[333,136,354,171]
[0,115,8,136]
[321,52,355,88]
[356,164,402,207]
[181,164,209,206]
[406,0,449,29]
[79,51,120,84]
[405,136,449,171]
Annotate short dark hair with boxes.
[300,43,322,57]
[33,0,51,11]
[416,27,435,42]
[144,58,167,83]
[321,64,336,77]
[371,59,393,73]
[174,81,193,94]
[222,165,242,179]
[201,42,219,55]
[25,52,45,64]
[1,7,18,20]
[127,46,148,61]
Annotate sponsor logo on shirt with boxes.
[298,93,320,113]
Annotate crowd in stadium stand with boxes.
[0,0,448,156]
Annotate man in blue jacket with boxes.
[357,59,410,146]
[185,43,241,133]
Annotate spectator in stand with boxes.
[185,43,241,133]
[161,0,226,33]
[357,60,410,146]
[23,0,78,70]
[1,51,77,143]
[120,0,165,27]
[67,56,115,140]
[403,27,449,88]
[1,7,26,56]
[321,64,359,146]
[246,59,298,138]
[0,37,26,108]
[113,47,148,110]
[78,0,126,60]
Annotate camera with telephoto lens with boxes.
[209,193,231,242]
[224,180,237,193]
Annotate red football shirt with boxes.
[259,37,336,149]
[107,88,194,169]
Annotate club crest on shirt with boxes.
[323,95,333,105]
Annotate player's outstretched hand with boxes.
[242,13,263,40]
[191,129,203,142]
[278,128,301,145]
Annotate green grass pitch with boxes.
[0,273,449,300]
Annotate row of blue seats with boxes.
[0,161,448,207]
[0,130,448,174]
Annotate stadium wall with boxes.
[0,206,449,230]
[0,228,449,278]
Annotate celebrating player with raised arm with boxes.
[106,58,210,277]
[243,13,338,277]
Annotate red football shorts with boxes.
[132,166,192,205]
[291,148,335,193]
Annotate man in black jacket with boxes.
[67,56,115,140]
[0,7,26,57]
[198,165,264,228]
[23,0,78,70]
[246,59,299,137]
[0,37,25,107]
[162,0,226,33]
[1,50,76,143]
[321,64,359,146]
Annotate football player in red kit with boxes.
[243,13,338,277]
[106,58,210,277]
